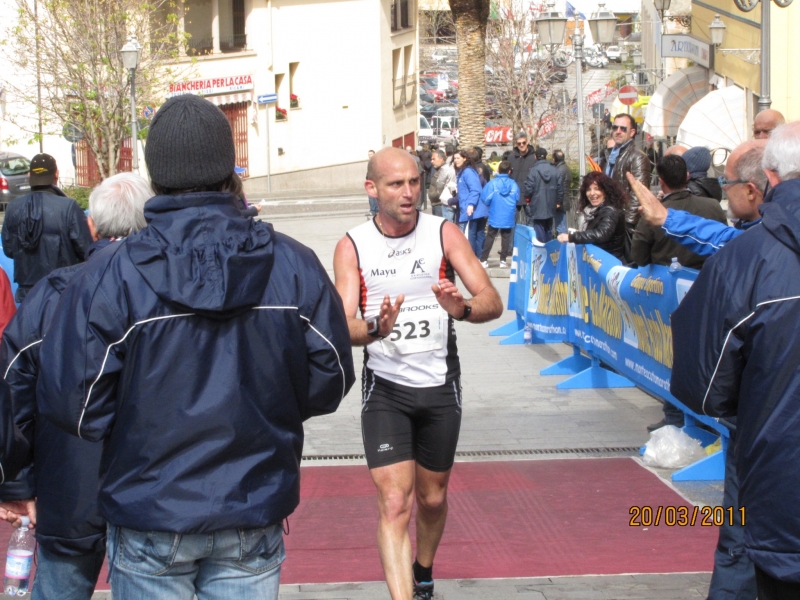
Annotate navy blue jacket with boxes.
[671,178,800,583]
[0,242,112,555]
[1,186,92,302]
[524,160,563,221]
[37,192,355,534]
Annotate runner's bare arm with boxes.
[333,235,404,346]
[434,221,503,323]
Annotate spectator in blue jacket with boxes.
[453,149,488,257]
[0,172,152,600]
[671,122,800,599]
[36,94,355,600]
[479,161,519,268]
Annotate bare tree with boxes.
[4,0,191,179]
[448,0,490,149]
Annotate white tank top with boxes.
[347,212,459,388]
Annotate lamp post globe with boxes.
[632,47,643,68]
[120,39,139,70]
[535,1,567,50]
[708,14,726,47]
[653,0,671,11]
[588,2,618,46]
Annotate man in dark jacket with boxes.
[37,95,356,600]
[524,148,563,243]
[601,114,651,232]
[552,149,572,235]
[683,146,722,201]
[0,172,152,600]
[671,122,800,598]
[1,154,93,302]
[631,155,726,270]
[507,132,539,223]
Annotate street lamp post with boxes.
[120,36,141,173]
[536,2,617,178]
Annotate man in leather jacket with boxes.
[600,114,651,233]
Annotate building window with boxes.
[289,62,300,109]
[392,48,403,107]
[220,102,249,176]
[390,0,412,32]
[403,44,415,106]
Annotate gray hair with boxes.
[432,149,445,160]
[735,146,767,191]
[89,172,152,239]
[763,122,800,182]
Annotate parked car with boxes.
[420,102,437,120]
[419,92,436,104]
[605,45,622,62]
[0,152,31,208]
[422,86,446,102]
[419,115,436,145]
[431,48,457,63]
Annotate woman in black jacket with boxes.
[557,171,628,261]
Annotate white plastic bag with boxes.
[642,425,707,469]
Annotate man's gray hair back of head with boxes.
[89,172,152,239]
[735,146,768,191]
[763,122,800,182]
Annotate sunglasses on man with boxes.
[612,124,629,132]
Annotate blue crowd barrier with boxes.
[490,225,727,481]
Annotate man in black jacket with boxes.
[552,150,572,235]
[36,95,355,600]
[0,172,152,600]
[524,148,563,242]
[507,132,539,223]
[1,154,92,302]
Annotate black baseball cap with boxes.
[535,147,548,159]
[29,154,57,187]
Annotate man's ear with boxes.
[87,216,100,242]
[765,169,781,189]
[365,179,378,199]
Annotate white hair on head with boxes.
[763,122,800,182]
[89,172,152,239]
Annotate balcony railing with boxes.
[220,34,247,52]
[187,37,214,56]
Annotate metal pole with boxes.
[757,0,771,112]
[130,68,139,173]
[574,18,586,178]
[265,106,271,193]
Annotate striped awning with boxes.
[643,66,709,138]
[205,92,252,106]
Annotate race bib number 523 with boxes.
[381,302,445,355]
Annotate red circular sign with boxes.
[618,85,639,106]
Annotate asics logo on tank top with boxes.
[388,247,413,258]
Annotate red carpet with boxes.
[281,458,718,584]
[0,458,717,590]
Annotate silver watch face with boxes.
[367,316,379,334]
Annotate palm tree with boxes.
[448,0,490,149]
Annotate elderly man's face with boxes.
[753,110,784,139]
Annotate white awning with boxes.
[676,85,747,152]
[205,92,252,106]
[643,66,709,138]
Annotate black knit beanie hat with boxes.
[145,94,236,189]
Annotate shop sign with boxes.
[661,35,711,68]
[167,75,254,98]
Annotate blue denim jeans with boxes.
[107,523,284,600]
[554,210,567,234]
[31,544,106,600]
[441,205,456,223]
[467,217,487,258]
[368,197,378,216]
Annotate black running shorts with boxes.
[361,368,462,472]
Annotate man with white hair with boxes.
[670,121,800,599]
[0,172,152,600]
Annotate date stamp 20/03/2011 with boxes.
[629,505,745,527]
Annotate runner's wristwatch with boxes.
[456,301,472,321]
[366,316,385,338]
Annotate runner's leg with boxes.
[414,464,452,568]
[370,461,416,600]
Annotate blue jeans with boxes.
[368,197,378,216]
[462,217,487,257]
[441,205,456,223]
[107,523,284,600]
[554,210,567,234]
[32,544,106,600]
[532,219,554,243]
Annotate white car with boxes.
[605,45,622,62]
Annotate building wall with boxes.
[767,1,800,122]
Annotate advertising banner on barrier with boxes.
[516,236,698,403]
